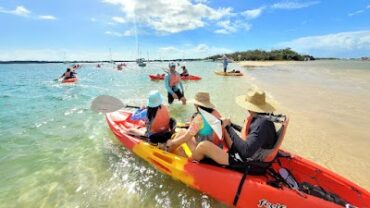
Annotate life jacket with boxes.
[169,73,181,87]
[149,105,170,134]
[196,110,224,148]
[241,115,289,162]
[64,71,71,78]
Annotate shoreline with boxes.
[237,60,301,67]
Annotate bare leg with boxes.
[192,141,229,165]
[181,97,186,105]
[127,127,146,137]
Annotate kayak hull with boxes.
[149,74,201,81]
[62,77,78,83]
[106,111,370,208]
[215,71,243,76]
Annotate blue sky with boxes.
[0,0,369,60]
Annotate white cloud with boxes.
[159,46,182,53]
[103,0,232,33]
[105,29,136,37]
[0,5,31,16]
[0,5,58,22]
[242,7,264,19]
[38,15,57,20]
[112,16,126,23]
[123,29,136,36]
[368,5,370,9]
[194,43,209,52]
[271,1,320,10]
[215,20,251,34]
[105,31,124,37]
[348,10,364,16]
[278,30,370,56]
[158,44,232,59]
[215,20,237,34]
[194,0,208,3]
[90,18,97,22]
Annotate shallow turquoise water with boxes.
[0,62,249,207]
[1,60,369,207]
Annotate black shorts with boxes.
[148,131,172,144]
[227,144,270,174]
[168,88,184,104]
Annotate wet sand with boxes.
[241,60,370,190]
[238,60,298,67]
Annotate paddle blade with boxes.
[91,95,124,113]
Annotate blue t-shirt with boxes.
[223,59,228,67]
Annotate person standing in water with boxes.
[223,54,231,73]
[164,62,186,105]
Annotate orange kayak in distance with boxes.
[61,77,78,83]
[149,74,201,81]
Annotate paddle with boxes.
[161,67,170,73]
[91,95,242,131]
[91,95,140,113]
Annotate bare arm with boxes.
[166,130,193,152]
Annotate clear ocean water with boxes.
[0,60,369,207]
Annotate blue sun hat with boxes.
[147,90,163,108]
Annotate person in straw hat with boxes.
[188,87,279,167]
[166,92,224,158]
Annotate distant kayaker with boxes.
[164,62,186,105]
[181,88,281,168]
[128,90,173,145]
[180,66,189,77]
[166,92,224,157]
[60,67,77,80]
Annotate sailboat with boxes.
[136,43,146,67]
[136,58,146,67]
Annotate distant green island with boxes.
[207,48,315,61]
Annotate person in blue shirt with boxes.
[164,62,186,105]
[223,55,231,73]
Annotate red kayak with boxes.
[149,74,201,81]
[105,110,370,208]
[62,77,78,83]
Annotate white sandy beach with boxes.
[238,60,300,67]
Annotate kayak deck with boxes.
[215,71,243,76]
[106,111,370,208]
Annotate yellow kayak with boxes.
[215,71,243,76]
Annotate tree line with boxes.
[206,48,315,61]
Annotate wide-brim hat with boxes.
[235,88,276,113]
[193,92,216,109]
[147,90,163,108]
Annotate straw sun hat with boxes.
[193,92,216,109]
[235,88,276,113]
